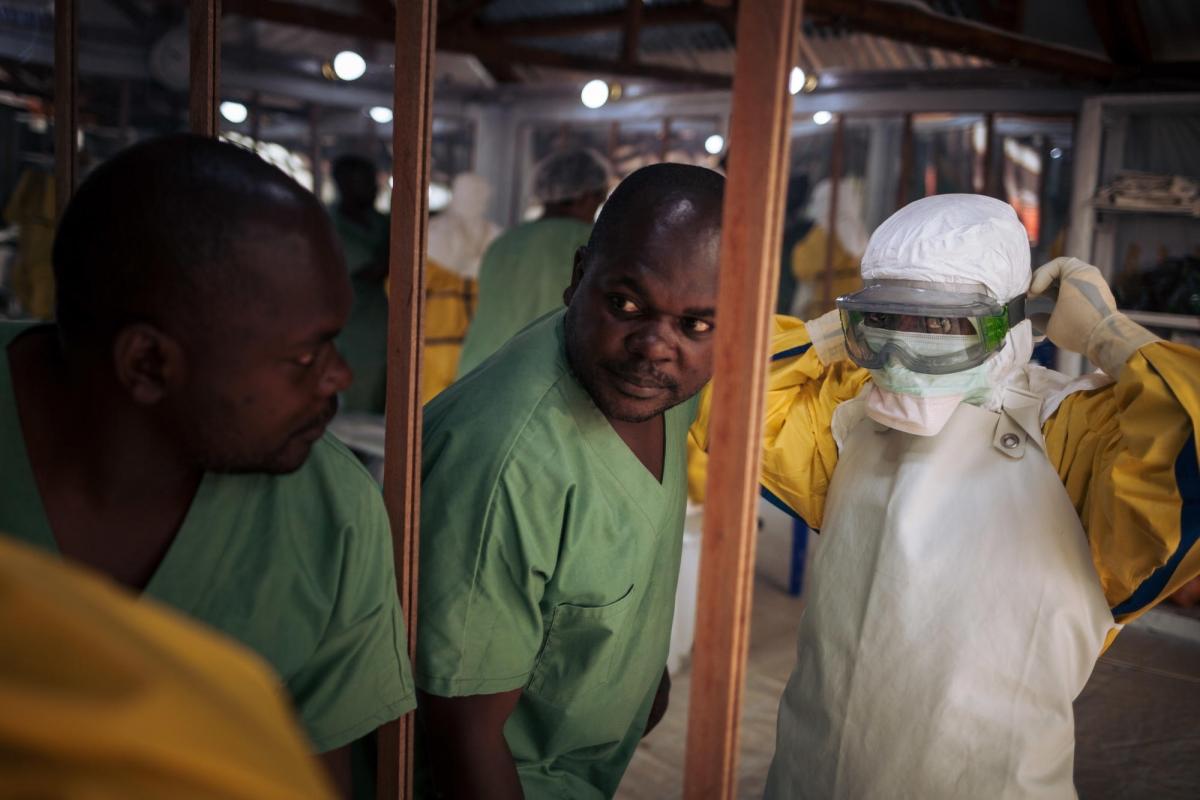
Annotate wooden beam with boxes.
[188,0,221,136]
[54,0,77,218]
[622,0,644,66]
[823,112,844,309]
[805,0,1115,81]
[220,0,728,86]
[473,2,732,39]
[438,33,732,88]
[377,0,435,796]
[682,0,800,797]
[1085,0,1152,66]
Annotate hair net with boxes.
[861,194,1034,411]
[861,194,1031,302]
[532,149,612,205]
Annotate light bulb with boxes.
[219,101,248,124]
[812,110,833,126]
[704,134,725,155]
[789,66,805,96]
[333,50,367,81]
[580,79,610,109]
[369,106,393,124]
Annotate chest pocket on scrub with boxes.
[527,584,636,705]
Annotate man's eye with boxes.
[685,318,714,334]
[609,295,640,314]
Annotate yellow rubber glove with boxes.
[1029,256,1160,377]
[805,308,849,364]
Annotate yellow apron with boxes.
[766,387,1115,799]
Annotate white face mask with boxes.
[865,331,995,436]
[868,360,992,402]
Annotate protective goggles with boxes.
[836,279,1028,375]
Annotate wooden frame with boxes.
[189,0,222,136]
[54,0,77,217]
[378,0,437,797]
[683,1,801,797]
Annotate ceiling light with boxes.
[704,134,725,155]
[369,106,393,124]
[789,66,805,96]
[812,110,833,125]
[333,50,367,81]
[219,101,248,124]
[581,79,610,109]
[1050,147,1063,159]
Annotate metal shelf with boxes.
[1092,202,1200,219]
[1122,309,1200,332]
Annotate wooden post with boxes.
[377,0,435,797]
[660,116,672,162]
[54,0,77,217]
[189,0,221,136]
[622,0,644,65]
[682,1,800,798]
[979,111,995,195]
[896,112,913,210]
[823,112,845,310]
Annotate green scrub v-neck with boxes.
[419,309,696,799]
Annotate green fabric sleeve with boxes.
[286,487,416,751]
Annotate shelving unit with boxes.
[1065,94,1200,371]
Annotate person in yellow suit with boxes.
[787,177,867,320]
[3,168,56,319]
[422,257,479,404]
[691,194,1200,799]
[0,534,335,799]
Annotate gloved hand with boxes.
[805,308,849,365]
[1029,256,1159,377]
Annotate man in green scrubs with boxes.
[418,163,724,799]
[0,136,414,796]
[455,148,610,376]
[330,154,390,414]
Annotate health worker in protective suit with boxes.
[689,194,1200,799]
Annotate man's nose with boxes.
[626,319,674,361]
[321,347,354,396]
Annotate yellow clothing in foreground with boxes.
[789,226,861,320]
[422,259,477,404]
[689,317,1200,623]
[0,535,334,800]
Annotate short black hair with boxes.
[586,162,724,260]
[53,134,323,347]
[331,153,377,189]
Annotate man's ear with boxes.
[563,246,587,307]
[112,323,186,406]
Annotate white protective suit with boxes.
[765,195,1117,799]
[426,173,501,279]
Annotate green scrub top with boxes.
[0,322,416,753]
[456,217,591,377]
[332,206,390,414]
[419,310,696,799]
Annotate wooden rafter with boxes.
[474,1,730,39]
[805,0,1114,80]
[622,0,645,67]
[54,0,77,217]
[1085,0,1152,66]
[188,0,221,136]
